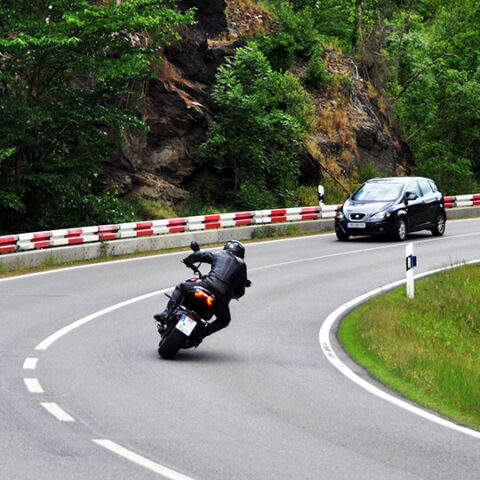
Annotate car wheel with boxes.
[431,211,446,236]
[394,217,407,241]
[336,229,350,241]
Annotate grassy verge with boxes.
[339,264,480,430]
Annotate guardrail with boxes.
[0,194,477,255]
[443,194,480,209]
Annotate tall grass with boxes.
[339,264,480,430]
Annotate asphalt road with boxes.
[2,218,480,480]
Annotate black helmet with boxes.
[223,240,245,259]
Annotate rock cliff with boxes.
[99,0,413,205]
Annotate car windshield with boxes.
[352,182,404,201]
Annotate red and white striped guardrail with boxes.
[0,235,18,254]
[187,212,254,230]
[444,194,480,209]
[0,194,478,255]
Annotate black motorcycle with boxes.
[157,241,216,359]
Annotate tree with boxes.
[198,44,313,210]
[391,0,480,192]
[0,0,194,233]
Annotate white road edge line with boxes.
[41,402,75,422]
[24,378,44,393]
[23,357,38,370]
[92,439,197,480]
[35,288,172,351]
[319,258,480,440]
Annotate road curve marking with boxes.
[319,258,480,440]
[24,226,480,476]
[93,439,198,480]
[24,378,44,393]
[41,402,75,422]
[35,288,172,351]
[23,357,38,370]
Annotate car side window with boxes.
[419,178,434,195]
[408,181,422,198]
[429,180,439,193]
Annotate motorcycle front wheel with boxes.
[158,327,186,359]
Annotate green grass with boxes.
[339,264,480,430]
[132,197,178,220]
[250,223,309,239]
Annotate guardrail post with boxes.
[406,242,417,298]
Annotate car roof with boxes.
[366,176,431,185]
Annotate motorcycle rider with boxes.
[154,240,251,343]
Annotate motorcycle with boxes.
[157,241,216,359]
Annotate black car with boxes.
[335,176,446,241]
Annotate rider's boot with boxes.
[154,299,176,325]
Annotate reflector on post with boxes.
[406,243,417,299]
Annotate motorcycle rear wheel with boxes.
[158,327,186,359]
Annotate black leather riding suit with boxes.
[169,250,248,337]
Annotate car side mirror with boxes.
[405,192,417,202]
[190,241,200,252]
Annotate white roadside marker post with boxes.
[318,185,325,218]
[406,242,417,298]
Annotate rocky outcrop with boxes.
[299,49,413,186]
[98,3,244,201]
[99,1,413,205]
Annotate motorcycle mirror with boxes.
[190,241,200,252]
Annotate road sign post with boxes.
[406,243,417,298]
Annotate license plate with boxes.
[347,222,366,229]
[175,314,197,336]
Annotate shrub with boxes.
[255,3,319,71]
[357,162,382,184]
[305,47,329,88]
[198,44,313,211]
[133,197,177,220]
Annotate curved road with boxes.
[2,218,480,479]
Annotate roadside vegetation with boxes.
[1,0,479,233]
[339,264,480,430]
[0,0,194,234]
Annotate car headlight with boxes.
[336,209,345,220]
[371,211,391,221]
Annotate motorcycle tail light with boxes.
[194,289,214,307]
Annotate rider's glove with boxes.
[245,279,252,288]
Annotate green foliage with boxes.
[198,44,313,210]
[357,0,480,193]
[272,3,319,58]
[295,185,318,206]
[413,144,477,195]
[251,223,303,239]
[280,0,354,50]
[305,47,329,88]
[255,3,319,71]
[357,162,382,184]
[133,197,177,221]
[256,30,296,72]
[388,0,480,193]
[29,188,136,230]
[262,0,480,194]
[0,0,194,233]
